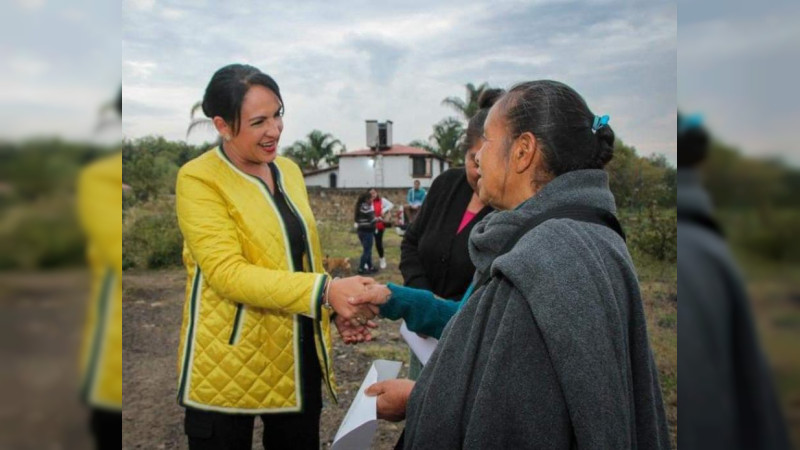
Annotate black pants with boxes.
[185,407,322,450]
[185,317,322,450]
[90,409,121,450]
[374,228,385,258]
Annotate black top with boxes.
[400,168,493,300]
[354,201,376,231]
[269,163,306,271]
[268,162,322,411]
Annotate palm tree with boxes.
[408,139,435,154]
[410,117,465,165]
[282,130,346,171]
[186,100,215,139]
[430,118,465,165]
[441,82,490,120]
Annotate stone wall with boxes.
[306,187,409,224]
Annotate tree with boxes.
[605,139,677,210]
[409,117,465,166]
[122,136,181,201]
[442,82,490,120]
[408,139,435,153]
[282,130,346,171]
[430,118,465,165]
[186,101,215,139]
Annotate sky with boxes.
[0,0,120,144]
[678,0,800,165]
[121,0,678,164]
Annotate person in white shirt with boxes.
[369,188,394,269]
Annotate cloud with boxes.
[348,37,408,85]
[679,4,800,164]
[6,55,50,77]
[123,60,157,80]
[125,0,155,12]
[14,0,45,11]
[160,7,185,20]
[0,0,120,141]
[121,0,677,163]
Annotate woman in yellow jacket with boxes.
[78,150,122,449]
[176,64,376,450]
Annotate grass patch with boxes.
[357,343,410,363]
[658,312,677,330]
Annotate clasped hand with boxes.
[328,276,384,344]
[329,280,393,344]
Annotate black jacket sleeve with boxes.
[400,178,443,290]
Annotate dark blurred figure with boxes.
[678,113,790,449]
[77,89,122,449]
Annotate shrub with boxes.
[123,206,183,269]
[623,206,677,262]
[0,202,85,270]
[733,209,800,263]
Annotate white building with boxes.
[304,120,449,189]
[303,166,339,188]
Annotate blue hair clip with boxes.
[678,113,703,134]
[592,115,610,133]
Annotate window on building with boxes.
[411,156,432,178]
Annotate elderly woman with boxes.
[364,80,670,449]
[175,64,375,450]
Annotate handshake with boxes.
[325,276,392,344]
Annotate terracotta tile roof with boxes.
[302,165,339,176]
[338,145,445,160]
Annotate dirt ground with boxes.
[122,268,409,450]
[0,271,94,450]
[5,234,799,447]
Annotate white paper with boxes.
[332,359,403,450]
[400,321,439,366]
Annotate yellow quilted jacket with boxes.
[78,152,123,410]
[175,147,336,414]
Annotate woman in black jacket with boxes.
[399,89,503,298]
[354,191,378,274]
[399,89,502,377]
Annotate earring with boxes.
[222,134,231,142]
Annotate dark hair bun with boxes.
[478,88,505,109]
[595,125,615,167]
[678,127,710,168]
[201,98,213,118]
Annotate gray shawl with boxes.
[678,169,790,449]
[403,169,670,449]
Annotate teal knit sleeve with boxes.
[379,283,461,339]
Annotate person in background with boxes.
[403,180,426,224]
[677,113,790,449]
[370,188,394,269]
[175,64,377,450]
[398,88,501,378]
[355,191,379,274]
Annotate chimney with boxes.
[384,121,393,150]
[366,120,393,150]
[366,120,379,149]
